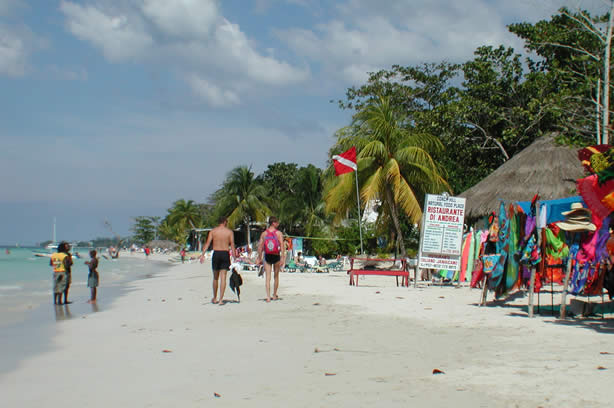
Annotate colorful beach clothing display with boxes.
[455,198,612,303]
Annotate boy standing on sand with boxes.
[202,217,236,305]
[257,217,285,303]
[85,250,99,303]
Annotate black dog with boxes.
[229,267,243,302]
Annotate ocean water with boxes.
[0,247,174,376]
[0,247,171,319]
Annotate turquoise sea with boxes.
[0,247,153,306]
[0,246,173,376]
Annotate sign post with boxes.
[418,193,466,276]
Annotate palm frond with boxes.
[361,166,384,203]
[359,140,387,161]
[396,177,422,223]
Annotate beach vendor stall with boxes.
[463,197,612,318]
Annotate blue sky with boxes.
[0,0,600,245]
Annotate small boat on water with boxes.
[45,217,59,250]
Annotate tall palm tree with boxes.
[325,95,449,255]
[165,199,202,244]
[217,166,270,248]
[168,199,201,230]
[158,219,185,244]
[281,165,329,237]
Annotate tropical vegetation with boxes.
[129,7,612,256]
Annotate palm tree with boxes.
[281,165,329,237]
[168,199,201,230]
[325,95,449,255]
[164,199,202,244]
[216,166,270,248]
[157,219,185,244]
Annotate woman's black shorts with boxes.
[264,254,281,265]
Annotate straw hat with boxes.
[556,203,596,232]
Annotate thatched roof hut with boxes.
[460,134,585,218]
[146,240,179,250]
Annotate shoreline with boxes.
[0,254,175,376]
[2,261,613,407]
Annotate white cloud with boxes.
[0,25,27,76]
[186,74,240,107]
[141,0,218,39]
[60,1,153,61]
[214,18,308,85]
[277,0,521,83]
[0,23,44,77]
[275,0,596,84]
[59,0,308,107]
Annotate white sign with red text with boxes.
[418,194,466,271]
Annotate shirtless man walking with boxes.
[257,216,285,303]
[202,216,236,305]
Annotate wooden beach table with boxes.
[348,257,409,287]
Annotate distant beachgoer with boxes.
[144,246,151,258]
[318,255,326,266]
[5,248,10,255]
[180,248,186,264]
[85,250,99,303]
[50,242,73,305]
[202,216,236,305]
[257,216,285,303]
[62,242,73,304]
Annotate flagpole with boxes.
[332,147,363,255]
[354,169,364,255]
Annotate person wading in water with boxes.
[50,242,73,305]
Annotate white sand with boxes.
[2,258,613,408]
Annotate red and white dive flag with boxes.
[332,147,357,176]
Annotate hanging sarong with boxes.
[506,205,520,291]
[459,232,472,282]
[489,202,510,289]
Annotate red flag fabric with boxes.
[332,147,357,176]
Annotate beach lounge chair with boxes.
[326,261,344,271]
[311,264,330,273]
[285,259,305,273]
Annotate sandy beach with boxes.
[2,256,613,408]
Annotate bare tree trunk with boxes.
[597,78,602,144]
[246,219,251,250]
[602,3,614,145]
[385,187,407,257]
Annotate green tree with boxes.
[131,216,158,245]
[508,7,612,144]
[168,199,201,229]
[161,199,202,245]
[215,166,270,248]
[157,219,184,243]
[281,165,329,236]
[325,95,449,256]
[310,232,339,258]
[259,162,298,197]
[258,162,299,219]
